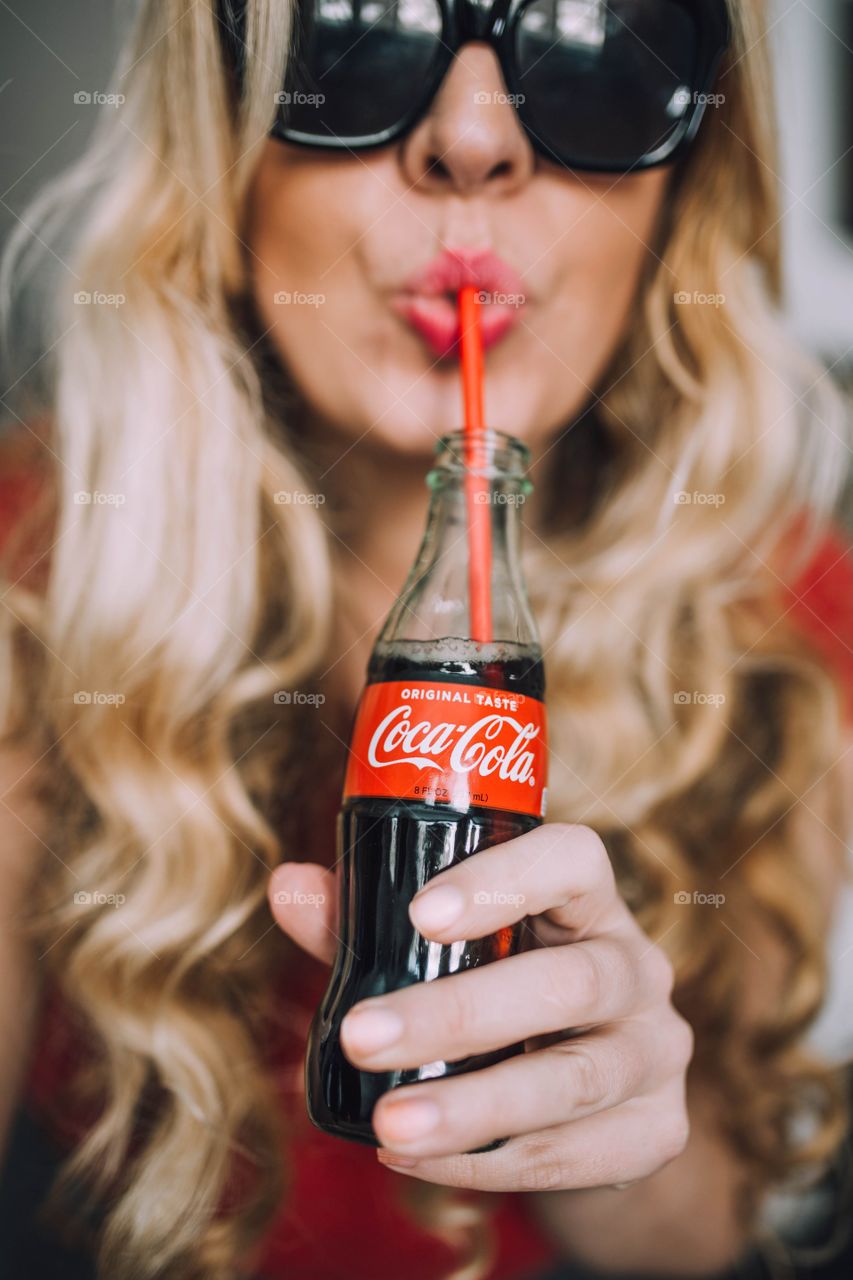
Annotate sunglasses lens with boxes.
[279,0,445,141]
[514,0,704,169]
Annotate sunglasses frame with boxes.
[220,0,731,174]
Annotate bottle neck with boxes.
[376,430,540,651]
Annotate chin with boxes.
[291,329,577,458]
[348,402,458,459]
[343,391,552,460]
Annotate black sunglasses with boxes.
[219,0,730,174]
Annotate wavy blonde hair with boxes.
[1,0,851,1276]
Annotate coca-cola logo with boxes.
[344,679,548,817]
[367,703,541,787]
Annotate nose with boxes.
[399,43,535,195]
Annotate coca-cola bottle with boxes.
[305,429,547,1144]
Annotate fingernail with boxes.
[342,1004,403,1053]
[410,884,465,932]
[380,1096,440,1142]
[377,1149,418,1169]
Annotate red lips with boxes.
[392,247,527,359]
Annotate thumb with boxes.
[268,862,338,965]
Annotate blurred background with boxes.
[0,0,851,392]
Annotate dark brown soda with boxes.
[305,642,545,1146]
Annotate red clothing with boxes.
[26,950,553,1280]
[778,524,853,722]
[3,441,853,1277]
[252,959,554,1280]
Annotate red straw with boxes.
[457,285,492,642]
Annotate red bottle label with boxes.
[343,679,548,818]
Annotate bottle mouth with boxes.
[430,429,531,483]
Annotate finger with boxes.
[373,1018,682,1158]
[341,935,642,1070]
[268,862,337,964]
[376,1082,690,1192]
[409,823,630,944]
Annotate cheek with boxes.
[534,171,668,388]
[249,184,308,336]
[246,151,458,447]
[247,151,374,393]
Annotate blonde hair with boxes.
[1,1,850,1276]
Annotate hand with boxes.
[268,823,693,1191]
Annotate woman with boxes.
[1,1,851,1277]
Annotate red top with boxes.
[3,439,853,1278]
[26,943,552,1280]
